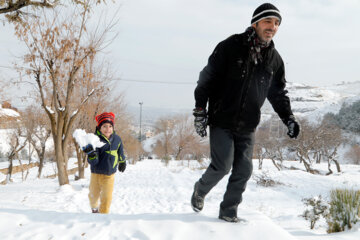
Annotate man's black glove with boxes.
[193,107,208,137]
[118,161,126,172]
[82,144,97,159]
[286,116,300,139]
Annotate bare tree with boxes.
[288,119,321,174]
[0,0,106,22]
[22,105,51,178]
[318,118,345,174]
[13,1,117,185]
[289,117,346,175]
[153,114,209,163]
[345,145,360,165]
[0,0,54,15]
[153,117,175,161]
[4,125,28,184]
[254,126,268,170]
[172,114,197,160]
[173,114,209,161]
[255,118,287,171]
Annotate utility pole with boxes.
[139,102,143,142]
[139,102,143,161]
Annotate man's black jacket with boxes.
[194,31,294,132]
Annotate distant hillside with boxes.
[127,81,360,124]
[126,105,191,126]
[262,81,360,121]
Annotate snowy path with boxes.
[1,159,360,239]
[0,160,298,240]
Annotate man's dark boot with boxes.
[219,205,239,222]
[92,208,99,213]
[191,182,205,212]
[218,215,239,223]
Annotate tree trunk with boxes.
[333,159,341,173]
[6,154,14,184]
[73,139,85,180]
[315,152,321,164]
[18,159,25,181]
[327,160,333,175]
[55,136,69,185]
[37,151,45,178]
[175,147,182,160]
[271,158,281,171]
[258,158,263,170]
[302,158,311,172]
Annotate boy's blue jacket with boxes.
[88,128,126,175]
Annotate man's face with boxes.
[252,17,280,43]
[100,123,113,139]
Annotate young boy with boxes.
[82,112,126,214]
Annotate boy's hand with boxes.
[82,144,96,159]
[118,161,126,172]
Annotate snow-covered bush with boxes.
[326,189,360,233]
[252,171,282,187]
[301,195,329,229]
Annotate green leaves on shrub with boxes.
[327,189,360,233]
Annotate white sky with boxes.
[1,0,360,110]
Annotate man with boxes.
[191,3,300,222]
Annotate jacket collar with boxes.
[95,127,114,143]
[241,30,275,50]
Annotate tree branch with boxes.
[0,0,56,14]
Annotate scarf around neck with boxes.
[245,27,270,65]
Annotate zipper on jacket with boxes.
[234,60,256,127]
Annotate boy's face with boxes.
[100,123,113,139]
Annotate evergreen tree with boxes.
[325,100,360,134]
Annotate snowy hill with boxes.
[126,81,360,125]
[262,81,360,121]
[1,159,360,239]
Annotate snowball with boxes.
[73,129,105,149]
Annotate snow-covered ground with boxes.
[0,158,359,240]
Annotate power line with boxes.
[0,65,13,70]
[0,65,197,85]
[112,77,196,85]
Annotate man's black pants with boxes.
[196,126,254,216]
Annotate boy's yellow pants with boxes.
[88,173,115,214]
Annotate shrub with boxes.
[252,171,282,187]
[301,195,329,229]
[326,189,360,233]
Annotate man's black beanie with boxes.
[251,3,282,25]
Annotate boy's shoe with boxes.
[92,208,99,213]
[191,182,205,212]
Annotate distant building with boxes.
[145,129,155,139]
[0,103,20,129]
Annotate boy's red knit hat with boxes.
[95,112,115,128]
